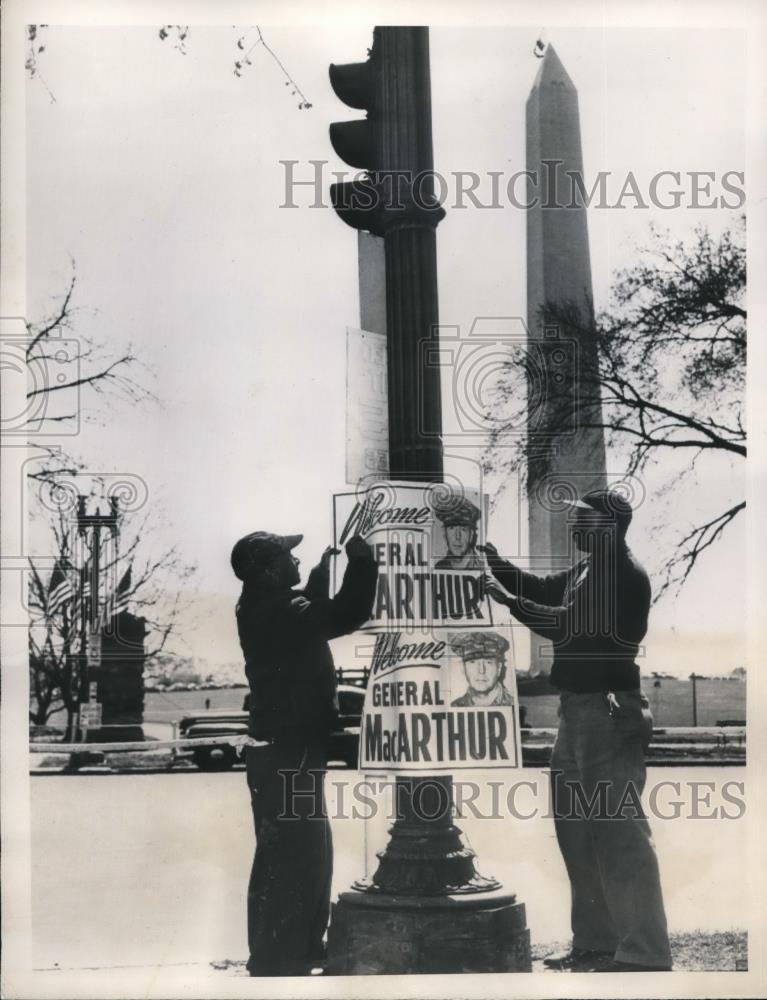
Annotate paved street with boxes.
[30,766,747,973]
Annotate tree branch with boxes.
[655,501,746,602]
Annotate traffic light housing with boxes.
[328,42,383,234]
[328,28,444,235]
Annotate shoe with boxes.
[543,948,614,971]
[593,959,672,972]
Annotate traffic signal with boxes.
[328,39,382,234]
[328,28,444,235]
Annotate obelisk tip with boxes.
[529,44,576,94]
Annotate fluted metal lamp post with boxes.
[325,27,531,974]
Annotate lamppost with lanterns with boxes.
[75,493,119,740]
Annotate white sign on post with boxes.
[333,481,522,772]
[79,703,102,730]
[87,630,102,667]
[346,327,389,485]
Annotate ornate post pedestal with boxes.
[328,890,530,976]
[327,776,531,974]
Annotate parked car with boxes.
[178,685,365,771]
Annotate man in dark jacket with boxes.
[481,489,672,973]
[231,530,377,977]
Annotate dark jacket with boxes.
[236,551,377,742]
[489,543,651,693]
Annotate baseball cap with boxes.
[230,532,303,581]
[563,488,633,530]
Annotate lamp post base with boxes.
[327,888,531,975]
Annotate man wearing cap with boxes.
[231,530,377,977]
[481,489,672,973]
[434,496,484,570]
[450,631,515,706]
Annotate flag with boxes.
[113,564,132,616]
[99,564,132,628]
[71,571,91,627]
[28,560,47,615]
[47,560,73,616]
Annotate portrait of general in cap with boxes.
[433,496,484,570]
[449,631,515,707]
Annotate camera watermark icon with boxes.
[532,472,646,517]
[1,321,81,435]
[418,317,578,449]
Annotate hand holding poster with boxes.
[333,481,522,772]
[334,482,494,631]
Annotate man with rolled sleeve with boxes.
[481,489,672,973]
[231,530,377,977]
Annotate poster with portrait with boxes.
[358,626,521,771]
[332,480,496,632]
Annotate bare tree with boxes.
[24,263,152,485]
[485,218,746,599]
[26,265,148,428]
[28,24,313,110]
[28,517,78,731]
[26,24,56,103]
[24,262,187,736]
[28,497,196,738]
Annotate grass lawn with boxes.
[532,929,747,972]
[521,677,745,729]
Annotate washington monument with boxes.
[526,45,607,672]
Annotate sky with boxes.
[25,21,747,677]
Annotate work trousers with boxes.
[245,740,332,976]
[550,689,672,968]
